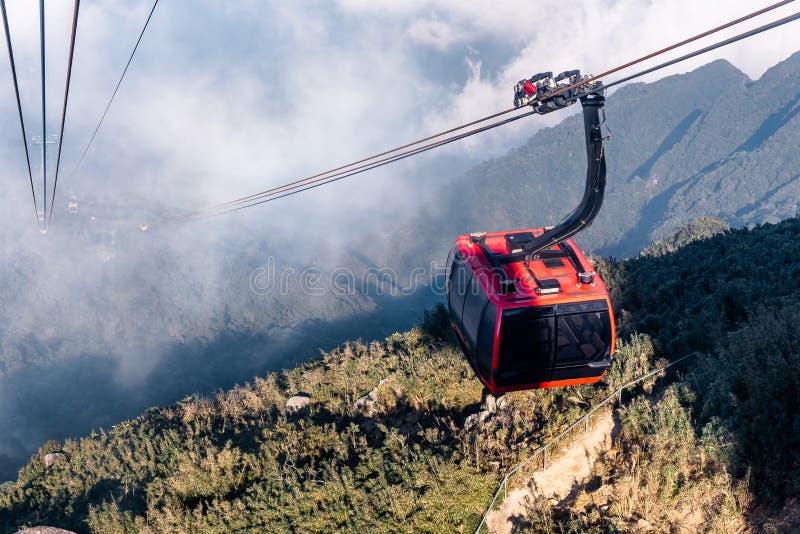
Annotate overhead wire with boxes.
[604,10,800,90]
[68,0,159,181]
[49,0,80,225]
[39,0,46,224]
[185,109,539,221]
[210,8,800,219]
[171,0,797,222]
[0,0,39,222]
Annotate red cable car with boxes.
[446,73,615,394]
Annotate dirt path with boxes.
[485,410,615,534]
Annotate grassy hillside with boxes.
[4,53,800,483]
[3,216,800,532]
[0,325,663,533]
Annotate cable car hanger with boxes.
[512,70,606,259]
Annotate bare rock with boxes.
[42,452,67,468]
[354,392,377,416]
[497,395,509,411]
[636,519,653,531]
[16,528,77,534]
[478,410,492,423]
[484,394,497,414]
[463,413,479,431]
[353,379,388,416]
[285,395,311,415]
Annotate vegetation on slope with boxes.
[5,53,800,482]
[639,216,729,257]
[3,216,800,533]
[0,323,660,533]
[521,218,800,532]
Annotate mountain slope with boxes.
[378,51,800,272]
[3,216,800,533]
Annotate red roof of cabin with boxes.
[453,228,609,309]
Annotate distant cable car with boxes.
[446,71,615,394]
[68,195,79,213]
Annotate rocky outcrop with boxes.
[16,527,76,534]
[285,395,311,415]
[353,379,388,416]
[42,452,68,468]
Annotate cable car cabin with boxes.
[446,74,614,394]
[447,231,615,394]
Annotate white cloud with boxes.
[406,14,471,50]
[339,0,800,152]
[0,0,797,230]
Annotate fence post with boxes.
[543,446,548,470]
[618,388,623,405]
[584,416,589,435]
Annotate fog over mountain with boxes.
[0,1,799,482]
[379,51,800,273]
[1,51,799,480]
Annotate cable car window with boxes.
[445,247,456,294]
[496,315,554,386]
[555,311,611,367]
[476,302,497,376]
[448,253,470,326]
[462,276,486,354]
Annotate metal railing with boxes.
[473,351,700,533]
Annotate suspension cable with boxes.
[171,0,796,222]
[604,10,800,90]
[171,108,533,222]
[49,0,80,225]
[68,0,159,181]
[39,0,46,224]
[179,110,538,221]
[201,9,800,221]
[0,0,39,222]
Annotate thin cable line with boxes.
[49,0,80,225]
[605,10,800,90]
[39,0,46,224]
[0,0,39,221]
[174,0,796,221]
[180,110,538,222]
[69,0,159,179]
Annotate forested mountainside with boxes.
[2,51,798,495]
[3,216,799,533]
[376,51,800,272]
[3,53,798,482]
[0,208,403,481]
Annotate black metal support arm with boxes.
[521,92,606,257]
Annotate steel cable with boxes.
[68,0,159,181]
[604,10,800,90]
[177,109,539,222]
[39,0,46,223]
[49,0,80,225]
[171,0,796,222]
[0,0,39,221]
